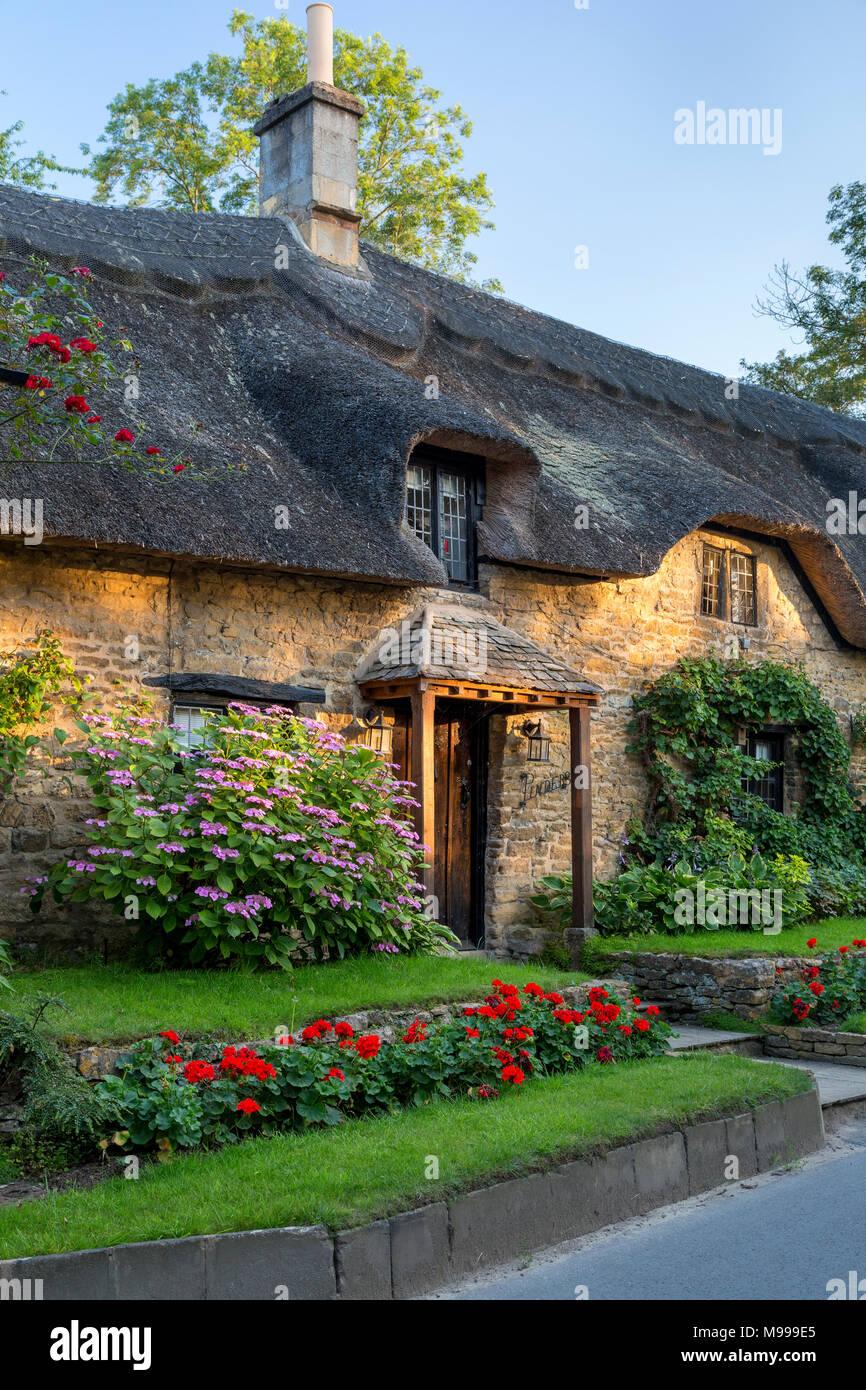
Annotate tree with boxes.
[742,181,866,417]
[0,93,77,190]
[81,11,502,290]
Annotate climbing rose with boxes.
[146,446,161,456]
[28,332,61,351]
[71,266,93,278]
[173,463,185,473]
[64,395,89,414]
[86,415,102,423]
[70,337,97,353]
[25,375,51,389]
[114,428,134,443]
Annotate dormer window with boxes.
[405,446,484,585]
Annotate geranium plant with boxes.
[95,980,673,1157]
[771,938,866,1026]
[30,702,458,967]
[0,259,193,474]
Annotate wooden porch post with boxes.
[410,684,436,899]
[569,703,594,931]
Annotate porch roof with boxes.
[355,603,601,704]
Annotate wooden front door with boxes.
[391,702,486,946]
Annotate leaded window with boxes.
[700,543,757,625]
[404,448,483,585]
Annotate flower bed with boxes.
[770,937,866,1027]
[95,980,671,1157]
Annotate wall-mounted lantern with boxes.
[360,706,393,757]
[522,719,550,763]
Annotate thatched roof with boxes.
[355,603,601,696]
[2,184,866,644]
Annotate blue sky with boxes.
[4,0,863,379]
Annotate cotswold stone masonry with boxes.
[2,523,866,956]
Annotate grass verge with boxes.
[0,1053,810,1259]
[6,957,587,1046]
[583,917,866,966]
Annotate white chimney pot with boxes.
[307,4,334,85]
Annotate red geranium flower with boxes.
[807,938,817,948]
[634,1018,650,1032]
[596,1046,614,1063]
[183,1060,215,1084]
[236,1098,261,1114]
[327,1068,345,1081]
[465,1026,480,1038]
[355,1034,381,1059]
[523,983,544,997]
[159,1030,180,1044]
[334,1021,353,1038]
[501,1064,525,1085]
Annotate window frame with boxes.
[744,731,785,811]
[700,543,758,627]
[405,445,485,588]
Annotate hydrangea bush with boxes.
[96,981,673,1156]
[30,703,457,966]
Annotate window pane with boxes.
[730,553,756,625]
[405,464,432,549]
[744,734,783,809]
[701,545,722,616]
[438,471,469,581]
[172,705,215,750]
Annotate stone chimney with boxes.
[253,3,364,270]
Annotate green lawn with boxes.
[584,917,866,966]
[0,1053,810,1259]
[843,1011,866,1034]
[6,956,587,1046]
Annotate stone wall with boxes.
[605,951,812,1022]
[2,521,865,956]
[763,1023,866,1067]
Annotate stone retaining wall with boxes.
[605,951,809,1021]
[67,978,630,1083]
[763,1023,866,1067]
[0,1089,825,1300]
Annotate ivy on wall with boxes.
[0,631,86,793]
[627,655,857,838]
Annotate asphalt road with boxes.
[435,1115,866,1301]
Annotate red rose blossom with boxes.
[146,446,161,455]
[70,337,97,353]
[64,395,89,414]
[114,428,134,443]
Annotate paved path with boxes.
[668,1024,866,1105]
[434,1115,866,1301]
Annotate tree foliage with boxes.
[0,93,78,191]
[81,12,501,290]
[742,181,866,416]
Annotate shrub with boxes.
[0,996,118,1163]
[771,939,866,1026]
[537,852,812,937]
[95,981,673,1156]
[31,702,457,968]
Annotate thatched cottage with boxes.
[2,5,866,958]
